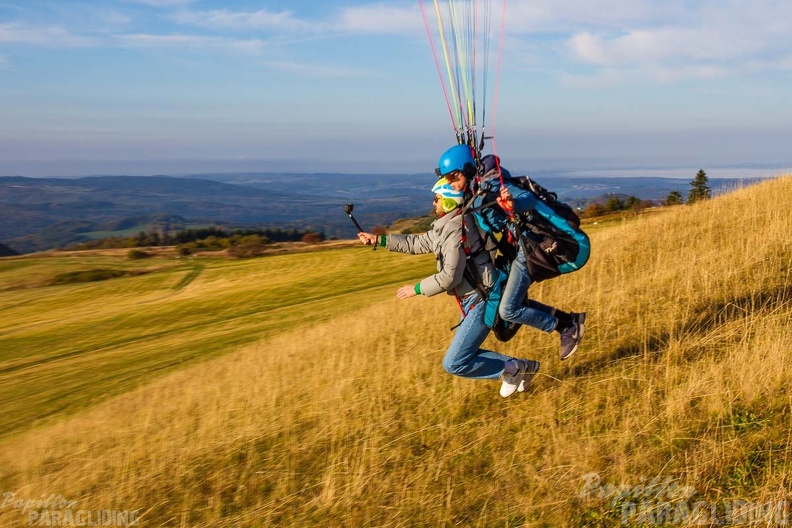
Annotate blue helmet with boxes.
[436,144,475,176]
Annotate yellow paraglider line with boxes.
[433,0,464,136]
[420,0,507,154]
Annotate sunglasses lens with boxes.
[435,167,442,177]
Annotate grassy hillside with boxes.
[1,175,791,527]
[0,248,434,439]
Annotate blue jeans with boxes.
[443,294,512,380]
[498,245,558,333]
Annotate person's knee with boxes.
[442,355,467,376]
[498,300,520,322]
[443,359,464,376]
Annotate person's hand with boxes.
[357,232,377,246]
[496,186,514,212]
[396,285,417,299]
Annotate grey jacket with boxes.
[387,211,495,298]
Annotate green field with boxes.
[0,248,434,438]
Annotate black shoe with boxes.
[559,312,586,360]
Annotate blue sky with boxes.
[1,0,791,176]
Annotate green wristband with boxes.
[379,235,387,247]
[414,283,422,295]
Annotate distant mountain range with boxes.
[0,172,765,253]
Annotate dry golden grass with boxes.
[0,247,433,439]
[1,175,791,527]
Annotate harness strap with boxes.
[450,290,478,330]
[455,206,492,302]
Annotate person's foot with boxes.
[517,360,540,393]
[500,359,540,398]
[559,312,586,361]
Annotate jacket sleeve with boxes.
[418,219,466,297]
[386,232,435,255]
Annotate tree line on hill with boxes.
[68,227,326,257]
[581,195,656,217]
[582,169,712,216]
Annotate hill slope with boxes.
[0,175,791,527]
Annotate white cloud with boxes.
[502,0,669,33]
[558,0,792,82]
[651,64,726,83]
[558,68,629,89]
[5,1,789,85]
[559,62,728,88]
[115,33,267,54]
[170,4,423,35]
[567,25,792,82]
[171,8,317,32]
[336,5,423,35]
[265,60,372,78]
[124,0,193,7]
[0,23,95,47]
[570,26,770,67]
[113,33,369,77]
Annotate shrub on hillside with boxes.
[227,241,268,259]
[666,191,684,206]
[301,232,325,244]
[127,249,152,260]
[583,195,650,217]
[624,196,642,211]
[177,236,229,254]
[50,269,128,285]
[583,203,607,217]
[605,195,624,212]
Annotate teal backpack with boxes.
[475,155,591,283]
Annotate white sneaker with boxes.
[500,359,540,398]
